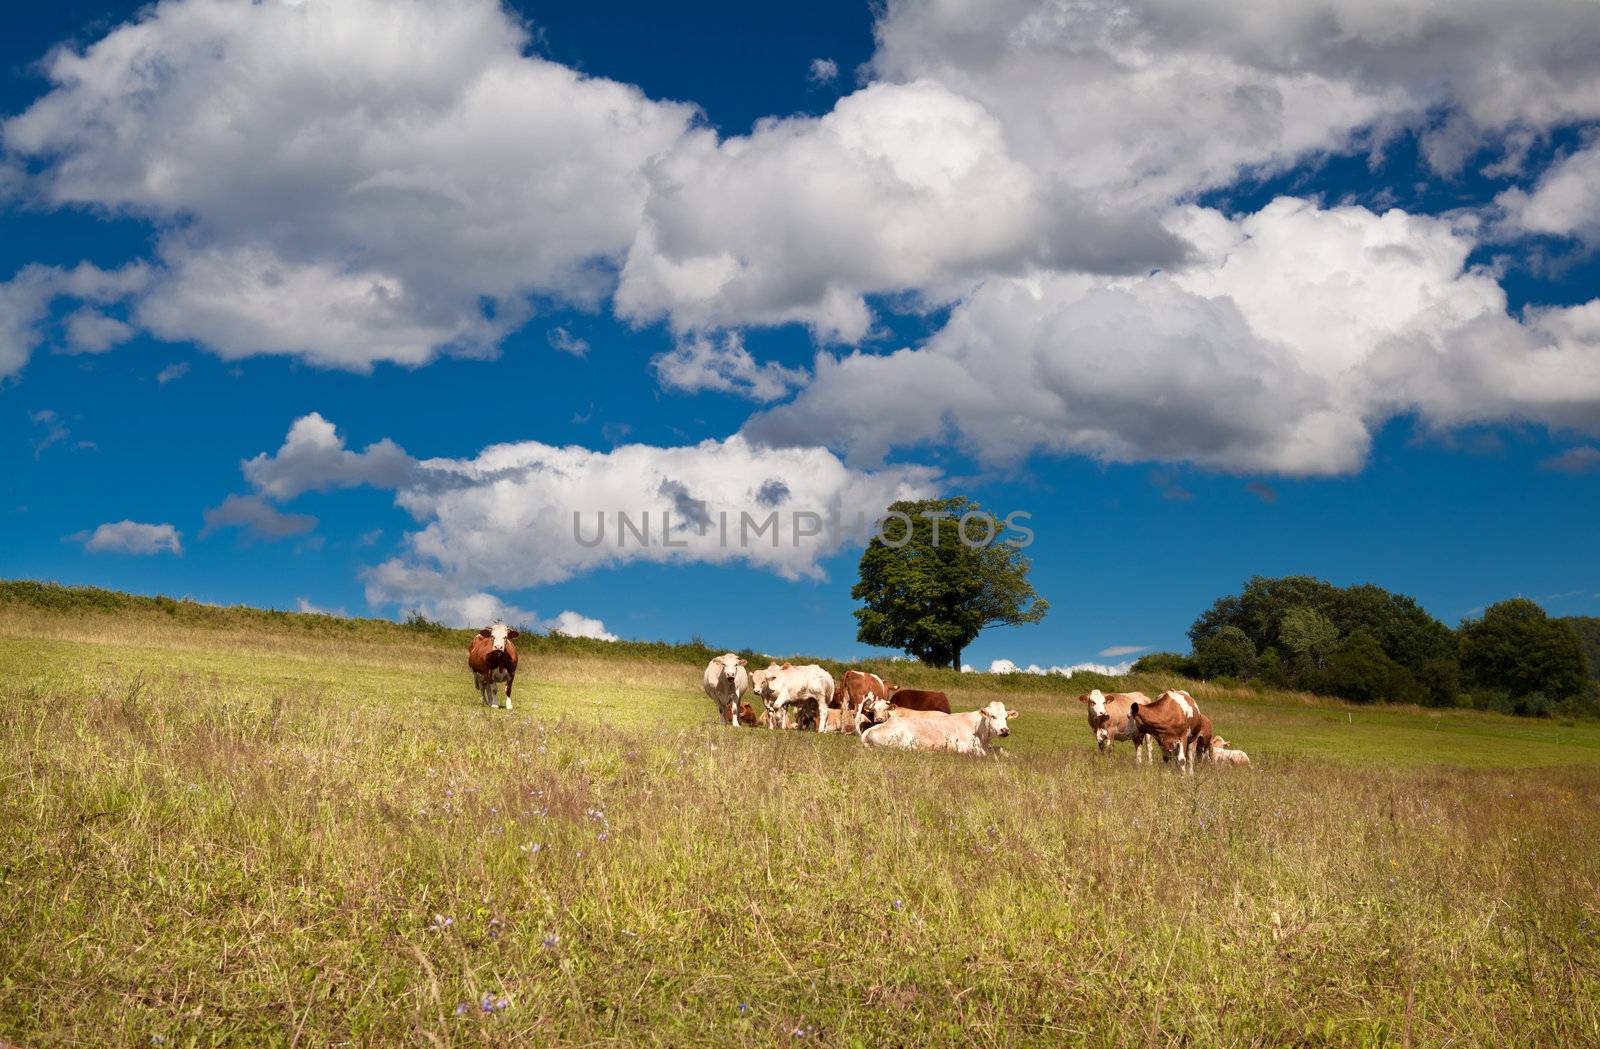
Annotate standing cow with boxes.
[703,653,751,726]
[751,663,836,731]
[1078,689,1155,762]
[468,623,519,710]
[1129,689,1204,773]
[839,670,890,713]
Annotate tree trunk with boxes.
[952,646,962,671]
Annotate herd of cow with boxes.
[700,651,1252,768]
[466,626,1249,767]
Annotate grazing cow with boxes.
[468,623,519,710]
[884,686,952,714]
[860,701,1018,756]
[1209,736,1251,766]
[840,670,891,713]
[703,653,751,726]
[1128,689,1204,773]
[751,663,836,732]
[1078,689,1155,762]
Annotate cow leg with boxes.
[729,700,740,727]
[814,698,828,733]
[503,672,514,712]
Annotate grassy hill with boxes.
[3,582,1599,1045]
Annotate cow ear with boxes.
[1077,694,1090,703]
[1008,709,1020,720]
[507,629,519,639]
[737,657,747,665]
[1129,702,1140,716]
[478,627,493,637]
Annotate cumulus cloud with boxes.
[295,597,348,617]
[808,58,839,84]
[988,657,1133,677]
[1496,142,1600,246]
[201,494,317,541]
[0,262,148,378]
[544,610,619,641]
[3,0,695,372]
[748,197,1600,475]
[871,0,1600,202]
[69,520,182,555]
[242,413,415,500]
[384,585,615,639]
[652,332,808,401]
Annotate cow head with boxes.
[479,623,518,651]
[712,653,745,686]
[858,694,892,726]
[977,701,1015,739]
[1079,689,1108,718]
[750,664,782,700]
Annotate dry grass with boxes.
[2,605,1599,1046]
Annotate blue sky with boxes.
[3,0,1599,670]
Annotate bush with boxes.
[1306,628,1423,704]
[1130,651,1195,676]
[1460,599,1588,706]
[1192,626,1257,680]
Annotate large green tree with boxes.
[1459,599,1588,702]
[1561,616,1600,680]
[852,497,1048,669]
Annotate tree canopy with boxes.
[1459,600,1588,706]
[852,497,1048,670]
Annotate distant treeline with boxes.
[1133,576,1599,718]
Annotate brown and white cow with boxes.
[859,701,1018,756]
[1078,689,1155,762]
[839,670,891,713]
[884,686,951,714]
[751,663,836,732]
[702,653,751,726]
[1189,712,1216,762]
[1128,689,1204,773]
[468,623,519,710]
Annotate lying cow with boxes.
[1129,689,1204,773]
[1078,689,1154,762]
[1209,735,1251,766]
[860,701,1018,756]
[751,663,836,732]
[840,670,891,713]
[884,686,951,713]
[702,653,751,726]
[468,623,519,710]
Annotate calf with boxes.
[1209,735,1251,766]
[1189,713,1216,762]
[468,623,519,710]
[884,687,952,714]
[703,653,751,726]
[1078,689,1154,762]
[860,701,1018,756]
[1128,689,1203,773]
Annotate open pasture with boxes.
[3,600,1600,1046]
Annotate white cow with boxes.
[702,653,751,726]
[860,701,1018,756]
[751,663,835,732]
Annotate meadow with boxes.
[2,585,1599,1046]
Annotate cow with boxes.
[1209,736,1251,766]
[839,670,891,713]
[468,623,519,710]
[854,693,949,733]
[884,686,952,713]
[1128,689,1204,773]
[702,653,751,726]
[751,663,836,732]
[1078,689,1155,762]
[1189,713,1216,762]
[737,702,759,726]
[860,701,1018,756]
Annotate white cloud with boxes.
[0,262,148,378]
[201,494,317,541]
[242,412,415,500]
[809,58,839,84]
[871,0,1600,202]
[29,409,68,458]
[296,597,348,617]
[62,307,134,353]
[1496,142,1600,245]
[547,326,590,357]
[70,520,182,555]
[544,610,619,641]
[652,331,807,401]
[748,197,1600,475]
[4,0,695,371]
[988,657,1133,677]
[155,362,190,384]
[1098,645,1149,658]
[1541,445,1600,474]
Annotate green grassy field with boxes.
[3,591,1599,1046]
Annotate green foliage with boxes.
[1562,616,1600,680]
[1192,626,1257,680]
[1460,599,1589,706]
[852,497,1048,669]
[1305,628,1424,705]
[1130,651,1196,676]
[1192,575,1460,707]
